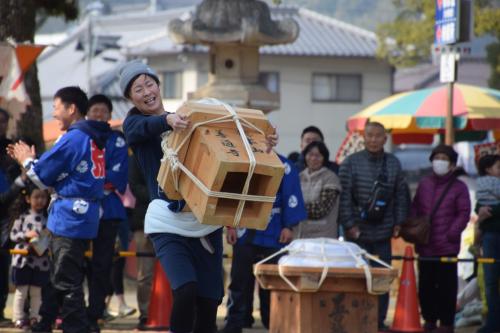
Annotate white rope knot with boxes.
[165,148,179,170]
[253,239,393,295]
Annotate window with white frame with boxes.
[259,72,280,94]
[162,71,183,99]
[312,73,362,102]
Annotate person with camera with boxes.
[410,145,470,333]
[338,121,410,331]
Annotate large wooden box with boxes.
[158,101,284,230]
[254,264,397,333]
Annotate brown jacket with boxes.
[295,167,341,239]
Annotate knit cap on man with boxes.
[119,60,159,97]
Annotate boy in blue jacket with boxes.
[85,94,129,331]
[219,156,307,333]
[8,86,111,333]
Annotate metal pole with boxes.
[87,16,93,94]
[445,81,455,144]
[444,48,456,145]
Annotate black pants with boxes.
[0,252,9,318]
[87,220,119,322]
[224,243,277,330]
[109,257,126,295]
[418,259,457,327]
[39,236,89,333]
[170,282,219,333]
[355,239,391,328]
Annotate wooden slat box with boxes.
[254,264,398,333]
[158,101,284,230]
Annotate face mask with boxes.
[432,160,450,176]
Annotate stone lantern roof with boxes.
[169,0,299,46]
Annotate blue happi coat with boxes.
[101,130,128,221]
[237,155,307,248]
[27,120,111,239]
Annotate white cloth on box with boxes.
[278,238,367,268]
[254,238,392,294]
[145,199,221,237]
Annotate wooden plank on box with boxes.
[259,264,392,333]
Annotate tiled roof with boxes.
[126,6,378,58]
[394,59,491,93]
[262,7,377,57]
[38,5,379,120]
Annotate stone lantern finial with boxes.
[168,0,299,112]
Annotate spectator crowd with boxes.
[0,60,498,333]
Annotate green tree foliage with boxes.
[376,0,500,88]
[0,0,78,151]
[475,1,500,88]
[376,1,435,67]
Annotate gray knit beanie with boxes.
[119,60,159,97]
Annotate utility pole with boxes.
[85,1,104,94]
[435,0,472,145]
[441,48,458,145]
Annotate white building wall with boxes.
[261,56,392,157]
[147,54,392,158]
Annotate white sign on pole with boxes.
[440,52,456,83]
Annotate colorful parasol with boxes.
[347,84,500,144]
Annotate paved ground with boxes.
[0,269,481,333]
[0,282,480,333]
[0,277,269,333]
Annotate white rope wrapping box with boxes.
[160,98,277,227]
[254,238,393,295]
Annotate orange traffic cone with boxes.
[145,260,173,331]
[390,246,423,332]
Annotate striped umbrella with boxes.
[347,84,500,143]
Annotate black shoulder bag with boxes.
[361,154,392,222]
[401,178,456,245]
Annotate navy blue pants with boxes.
[479,231,500,333]
[224,243,278,330]
[150,229,223,332]
[87,219,119,322]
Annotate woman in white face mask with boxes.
[407,144,471,333]
[432,153,453,176]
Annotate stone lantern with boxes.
[168,0,299,112]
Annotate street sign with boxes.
[435,0,460,45]
[440,51,457,83]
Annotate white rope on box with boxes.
[253,238,393,295]
[160,98,276,227]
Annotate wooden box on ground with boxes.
[157,101,284,230]
[254,264,398,333]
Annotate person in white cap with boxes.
[119,60,277,333]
